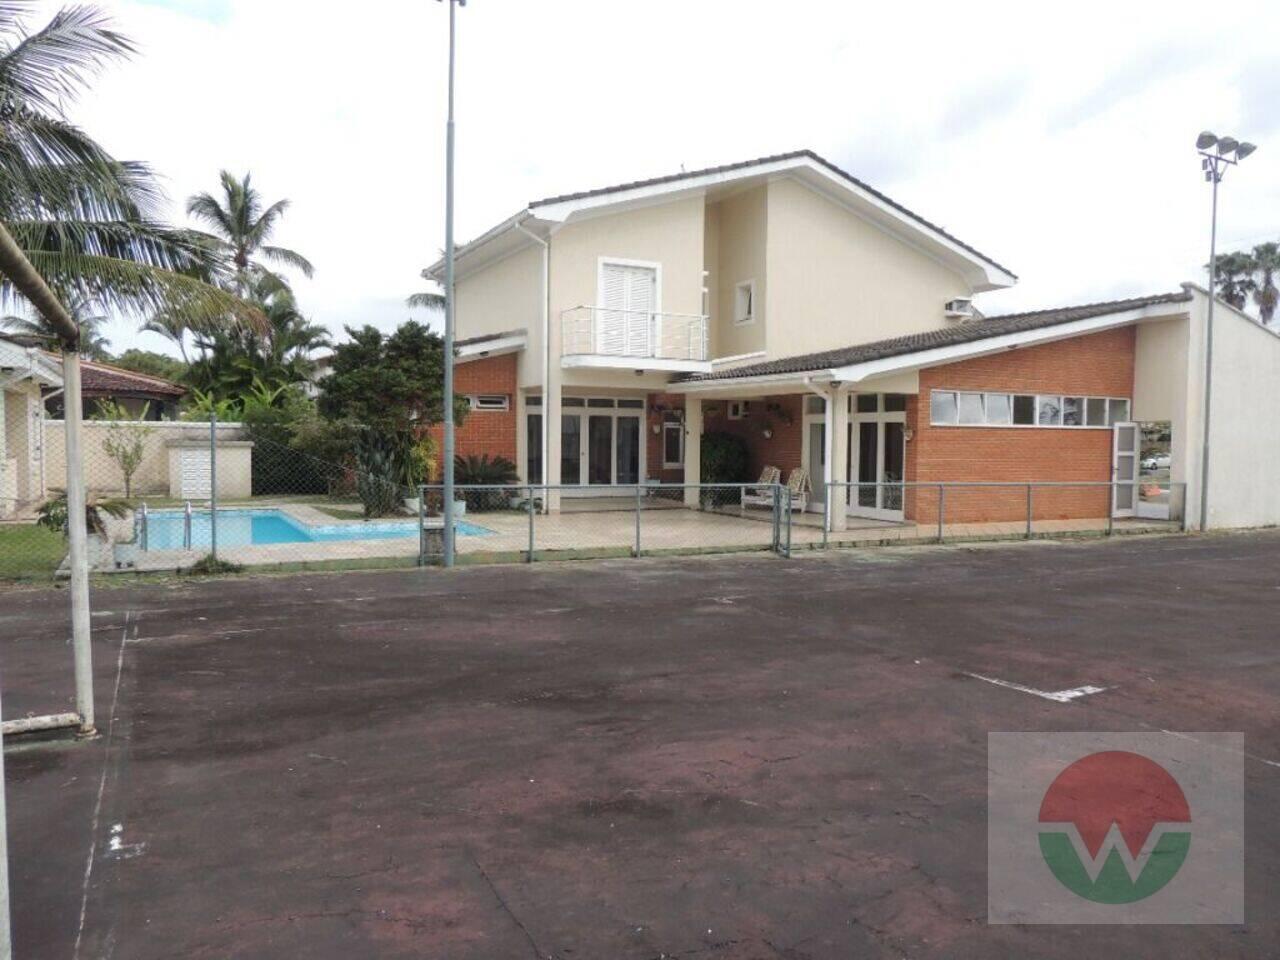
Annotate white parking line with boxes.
[962,672,1108,703]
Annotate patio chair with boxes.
[740,465,782,511]
[782,467,812,512]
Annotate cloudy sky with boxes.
[48,0,1280,355]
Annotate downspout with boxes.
[515,218,550,512]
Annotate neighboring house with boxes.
[40,353,186,420]
[432,149,1278,531]
[1,338,61,517]
[304,352,332,399]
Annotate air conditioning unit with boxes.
[944,298,975,320]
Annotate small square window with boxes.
[1012,395,1036,425]
[1037,396,1062,426]
[1108,398,1130,424]
[1062,396,1083,426]
[469,394,510,411]
[958,392,985,424]
[986,393,1012,424]
[728,400,750,420]
[616,398,644,409]
[1086,397,1107,426]
[562,397,585,407]
[587,398,615,408]
[930,391,958,425]
[527,395,542,407]
[855,394,878,413]
[734,281,755,325]
[805,396,826,415]
[883,394,908,412]
[662,421,683,467]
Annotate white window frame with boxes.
[596,256,663,356]
[468,394,510,412]
[662,420,684,468]
[733,279,756,326]
[727,400,751,420]
[929,390,1131,430]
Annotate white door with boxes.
[1112,421,1139,518]
[180,448,212,499]
[849,419,906,521]
[599,262,656,357]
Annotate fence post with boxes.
[209,410,218,560]
[785,487,793,558]
[526,485,535,563]
[1025,483,1033,539]
[634,483,642,558]
[937,484,946,543]
[1107,482,1115,537]
[183,501,191,550]
[822,483,830,550]
[771,484,780,554]
[417,486,426,566]
[140,501,149,552]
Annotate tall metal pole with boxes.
[0,674,11,960]
[62,351,95,735]
[1199,171,1219,532]
[441,0,461,567]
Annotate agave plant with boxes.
[353,429,405,518]
[454,454,518,511]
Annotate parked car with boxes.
[1141,454,1172,470]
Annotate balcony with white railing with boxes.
[560,306,711,373]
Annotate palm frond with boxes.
[0,4,134,116]
[259,243,313,278]
[407,291,445,309]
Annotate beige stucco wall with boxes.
[454,244,544,385]
[2,381,44,508]
[708,186,768,358]
[1133,316,1191,493]
[45,420,247,498]
[764,177,972,360]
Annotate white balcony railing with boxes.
[561,306,709,362]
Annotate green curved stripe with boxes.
[1039,832,1190,903]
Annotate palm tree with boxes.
[406,267,444,311]
[0,4,256,332]
[2,293,111,358]
[1249,242,1280,328]
[1211,250,1257,311]
[186,171,314,293]
[139,307,191,363]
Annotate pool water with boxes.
[142,508,491,550]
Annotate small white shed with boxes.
[166,439,254,500]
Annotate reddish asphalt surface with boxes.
[2,531,1279,959]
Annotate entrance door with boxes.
[1112,421,1139,517]
[599,262,656,356]
[615,415,641,485]
[561,414,581,485]
[849,420,906,521]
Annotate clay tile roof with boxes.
[74,357,186,398]
[677,291,1193,383]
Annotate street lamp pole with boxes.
[441,0,464,566]
[1195,132,1256,532]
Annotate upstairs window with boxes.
[734,280,756,326]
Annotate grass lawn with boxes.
[0,524,66,581]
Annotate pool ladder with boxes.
[136,501,194,552]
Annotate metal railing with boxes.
[560,305,709,361]
[817,480,1189,547]
[417,482,793,565]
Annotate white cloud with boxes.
[46,0,1280,354]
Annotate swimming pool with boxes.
[141,508,491,550]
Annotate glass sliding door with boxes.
[883,422,905,511]
[588,415,613,485]
[526,413,542,483]
[561,415,581,485]
[857,422,878,507]
[616,416,640,485]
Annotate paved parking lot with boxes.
[3,531,1278,958]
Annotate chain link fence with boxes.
[0,411,1188,581]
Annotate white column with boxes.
[683,397,702,507]
[62,351,95,735]
[544,376,562,514]
[829,388,850,532]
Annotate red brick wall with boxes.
[907,327,1135,523]
[646,392,685,482]
[426,353,517,478]
[703,394,803,481]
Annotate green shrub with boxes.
[700,431,750,484]
[454,454,518,510]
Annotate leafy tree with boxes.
[318,321,467,432]
[93,399,153,496]
[0,4,255,331]
[110,348,187,382]
[184,276,329,402]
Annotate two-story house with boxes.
[426,150,1280,532]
